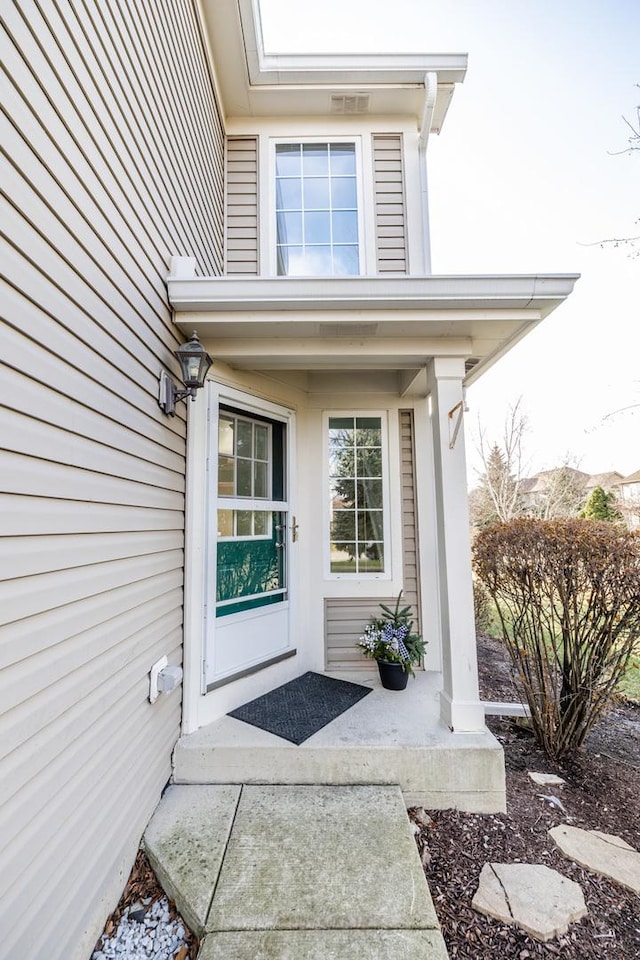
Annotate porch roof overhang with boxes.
[200,0,467,131]
[168,273,579,391]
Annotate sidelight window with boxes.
[328,415,386,575]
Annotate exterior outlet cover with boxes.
[149,656,168,704]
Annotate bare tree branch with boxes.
[475,398,529,523]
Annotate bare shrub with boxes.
[473,578,493,633]
[473,518,640,759]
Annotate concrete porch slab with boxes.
[173,671,506,812]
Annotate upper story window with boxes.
[275,143,359,277]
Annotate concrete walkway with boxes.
[144,783,449,959]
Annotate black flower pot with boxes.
[376,659,409,690]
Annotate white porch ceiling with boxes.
[168,273,579,389]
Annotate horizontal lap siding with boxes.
[225,138,259,274]
[326,411,422,670]
[1,0,224,957]
[372,134,408,274]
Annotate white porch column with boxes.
[427,358,485,732]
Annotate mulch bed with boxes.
[409,632,640,959]
[98,631,639,959]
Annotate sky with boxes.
[259,0,639,485]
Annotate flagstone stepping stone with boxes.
[549,824,640,894]
[472,862,587,941]
[528,772,565,786]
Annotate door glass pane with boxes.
[217,509,234,537]
[218,412,273,500]
[218,417,234,456]
[255,425,269,460]
[237,421,253,457]
[236,510,252,536]
[216,411,286,620]
[218,457,234,496]
[254,511,269,535]
[254,461,268,498]
[237,458,252,496]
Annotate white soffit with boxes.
[199,0,467,127]
[168,274,579,382]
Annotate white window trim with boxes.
[323,410,392,581]
[267,136,367,278]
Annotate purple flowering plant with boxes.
[356,592,426,676]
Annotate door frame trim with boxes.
[204,385,297,692]
[182,381,298,734]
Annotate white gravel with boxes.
[91,896,190,959]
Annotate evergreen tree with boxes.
[480,443,521,523]
[581,485,621,521]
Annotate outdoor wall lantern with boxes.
[158,330,213,416]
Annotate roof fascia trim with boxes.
[167,273,580,313]
[241,0,467,88]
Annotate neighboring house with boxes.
[519,467,623,518]
[615,469,640,528]
[1,1,578,956]
[585,471,625,495]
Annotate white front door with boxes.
[205,390,295,688]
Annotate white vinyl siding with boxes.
[1,0,224,957]
[372,134,408,274]
[225,137,259,274]
[325,410,421,669]
[399,409,422,630]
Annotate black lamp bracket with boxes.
[158,370,197,417]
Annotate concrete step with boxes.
[173,673,506,813]
[144,783,449,960]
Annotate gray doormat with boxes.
[228,671,372,745]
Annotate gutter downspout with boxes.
[418,72,438,274]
